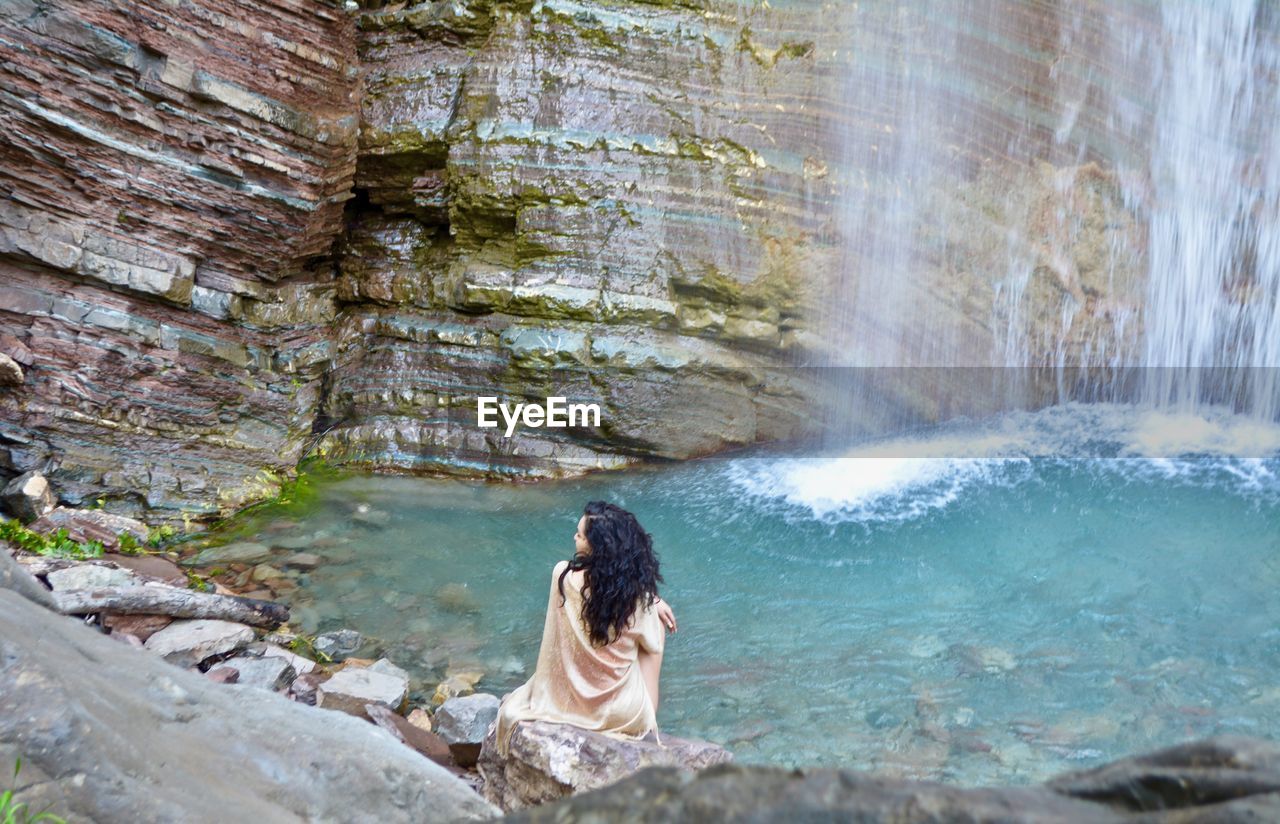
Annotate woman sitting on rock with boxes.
[494,500,677,754]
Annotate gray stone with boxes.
[369,657,410,683]
[283,551,322,570]
[223,655,295,691]
[0,589,497,821]
[315,627,362,659]
[0,352,22,386]
[45,563,142,592]
[317,665,409,720]
[191,541,274,566]
[436,694,500,746]
[436,693,500,768]
[505,736,1280,823]
[478,720,733,812]
[143,619,254,666]
[2,470,55,523]
[253,642,317,675]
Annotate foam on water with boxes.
[728,404,1280,523]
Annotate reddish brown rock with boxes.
[103,614,173,642]
[206,666,241,685]
[28,508,146,550]
[103,553,187,587]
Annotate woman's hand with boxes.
[655,598,677,634]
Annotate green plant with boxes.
[0,757,65,824]
[146,525,177,549]
[184,569,213,592]
[0,520,103,560]
[287,633,332,665]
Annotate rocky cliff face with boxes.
[1,0,1179,520]
[0,0,358,518]
[0,0,840,518]
[321,0,839,475]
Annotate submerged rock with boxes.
[0,589,496,821]
[2,471,54,523]
[478,720,732,812]
[191,541,274,566]
[315,627,363,660]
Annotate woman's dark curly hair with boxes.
[558,500,663,647]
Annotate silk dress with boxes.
[494,559,666,754]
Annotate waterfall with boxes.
[823,0,1280,438]
[1135,1,1280,421]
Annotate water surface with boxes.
[209,404,1280,784]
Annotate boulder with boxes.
[27,507,147,550]
[504,736,1280,822]
[317,665,408,719]
[0,352,23,386]
[2,471,55,523]
[143,619,254,666]
[435,694,500,768]
[0,589,497,821]
[478,720,733,812]
[223,655,295,691]
[45,563,142,592]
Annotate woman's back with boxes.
[494,559,665,753]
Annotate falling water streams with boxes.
[821,0,1279,433]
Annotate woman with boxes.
[493,501,678,755]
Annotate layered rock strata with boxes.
[320,0,840,474]
[0,0,358,518]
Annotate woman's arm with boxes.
[638,649,663,714]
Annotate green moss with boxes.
[737,26,814,69]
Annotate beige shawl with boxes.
[494,559,665,754]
